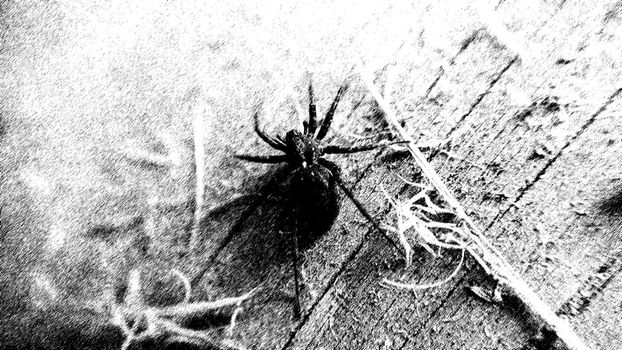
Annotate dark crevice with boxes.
[557,248,622,317]
[424,68,444,99]
[425,29,481,99]
[451,30,482,65]
[448,119,520,188]
[427,55,518,167]
[445,56,518,139]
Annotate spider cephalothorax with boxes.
[284,129,321,169]
[236,81,400,316]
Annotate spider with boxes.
[236,81,402,316]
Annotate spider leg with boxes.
[235,154,287,163]
[322,140,408,155]
[253,112,287,151]
[319,159,404,255]
[291,219,302,318]
[276,134,287,145]
[306,81,317,136]
[315,83,348,140]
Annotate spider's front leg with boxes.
[315,83,348,141]
[235,154,287,164]
[304,82,318,137]
[253,111,287,151]
[322,140,408,155]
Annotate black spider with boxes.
[236,81,401,316]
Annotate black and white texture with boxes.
[1,1,621,349]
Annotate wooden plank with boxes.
[192,26,524,349]
[283,34,524,350]
[491,96,622,347]
[283,0,622,349]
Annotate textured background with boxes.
[1,1,621,349]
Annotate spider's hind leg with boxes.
[291,224,302,318]
[319,159,403,254]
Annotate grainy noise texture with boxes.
[0,0,621,349]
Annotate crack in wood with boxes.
[424,69,445,100]
[424,31,481,99]
[479,88,622,241]
[557,248,622,317]
[446,56,518,139]
[427,56,518,172]
[451,30,482,65]
[424,28,486,100]
[445,120,521,187]
[511,88,622,206]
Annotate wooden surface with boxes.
[1,1,620,349]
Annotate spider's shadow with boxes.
[193,164,341,306]
[597,184,622,217]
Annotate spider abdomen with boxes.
[289,164,340,248]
